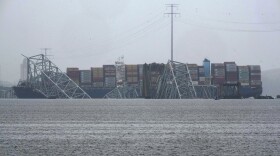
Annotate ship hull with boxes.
[12,85,262,99]
[239,86,262,98]
[13,86,46,99]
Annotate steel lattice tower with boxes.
[104,84,139,99]
[24,54,91,99]
[155,60,197,99]
[193,85,217,99]
[155,60,218,99]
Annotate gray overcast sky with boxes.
[0,0,280,83]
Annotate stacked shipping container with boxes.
[103,65,116,88]
[224,62,238,84]
[80,70,91,86]
[142,63,165,98]
[187,64,199,85]
[65,59,262,98]
[125,65,139,85]
[249,65,262,87]
[198,66,205,85]
[238,66,250,86]
[66,68,80,85]
[138,64,144,94]
[91,67,104,88]
[211,63,225,85]
[138,64,144,82]
[150,64,164,88]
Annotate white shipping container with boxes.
[250,80,262,86]
[226,64,237,72]
[214,69,225,77]
[226,81,238,84]
[240,82,250,86]
[239,77,249,81]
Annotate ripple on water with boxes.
[0,99,280,155]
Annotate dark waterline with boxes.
[0,99,280,155]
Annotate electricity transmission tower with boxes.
[153,5,218,99]
[165,4,180,61]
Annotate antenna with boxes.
[165,4,180,61]
[40,48,53,58]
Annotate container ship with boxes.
[13,58,262,99]
[62,59,262,98]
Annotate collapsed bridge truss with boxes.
[25,54,91,99]
[155,60,217,99]
[104,84,139,99]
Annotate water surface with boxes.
[0,99,280,155]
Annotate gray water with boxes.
[0,99,280,155]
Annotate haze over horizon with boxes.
[0,0,280,83]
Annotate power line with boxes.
[90,8,164,46]
[186,11,280,25]
[178,18,280,32]
[88,16,167,54]
[106,16,166,46]
[196,17,280,25]
[102,20,170,55]
[56,16,170,60]
[61,19,170,60]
